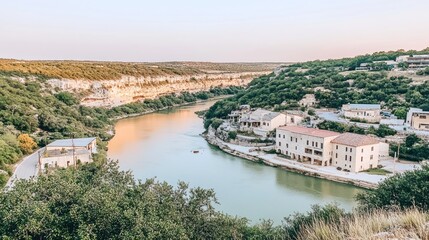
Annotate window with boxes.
[361,157,363,162]
[283,135,285,138]
[286,144,289,148]
[312,141,314,147]
[335,161,337,164]
[346,147,348,151]
[278,134,281,138]
[307,140,309,145]
[290,137,293,141]
[295,146,297,150]
[344,155,347,160]
[349,165,351,168]
[349,156,352,161]
[335,153,338,158]
[350,148,352,153]
[336,145,338,150]
[321,143,323,149]
[370,155,373,160]
[295,138,297,142]
[278,142,281,146]
[371,146,374,151]
[316,142,318,148]
[361,149,363,153]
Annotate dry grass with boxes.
[299,209,429,240]
[0,59,280,80]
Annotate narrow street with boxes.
[5,148,43,189]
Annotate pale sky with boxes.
[1,0,428,62]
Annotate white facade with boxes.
[276,127,383,172]
[342,104,381,123]
[40,149,92,170]
[276,126,341,166]
[406,108,429,131]
[240,109,287,136]
[40,137,97,170]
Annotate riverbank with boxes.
[4,96,230,189]
[203,128,420,189]
[112,95,230,121]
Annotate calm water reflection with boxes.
[108,100,363,223]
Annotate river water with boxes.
[108,99,362,224]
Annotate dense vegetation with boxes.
[357,165,429,211]
[1,161,428,239]
[389,134,429,162]
[0,73,242,185]
[417,67,429,76]
[317,121,397,137]
[0,59,278,80]
[205,48,429,121]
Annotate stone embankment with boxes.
[204,128,379,189]
[47,72,267,108]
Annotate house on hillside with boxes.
[275,126,384,172]
[406,108,429,131]
[228,105,251,123]
[298,94,318,107]
[341,104,381,123]
[240,109,287,136]
[39,137,97,170]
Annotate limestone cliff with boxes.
[47,72,267,107]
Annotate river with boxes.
[107,99,362,224]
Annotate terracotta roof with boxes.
[331,133,379,147]
[277,126,340,138]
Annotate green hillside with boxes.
[205,48,429,120]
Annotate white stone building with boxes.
[298,94,318,107]
[406,108,429,131]
[341,104,381,123]
[240,109,287,136]
[276,126,384,172]
[331,133,380,172]
[276,126,341,166]
[40,137,97,170]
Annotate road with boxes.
[5,148,43,189]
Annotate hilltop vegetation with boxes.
[0,59,278,80]
[206,48,429,122]
[0,72,242,185]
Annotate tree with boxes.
[405,134,420,147]
[0,161,275,239]
[55,92,78,106]
[356,165,429,211]
[228,131,237,140]
[17,134,37,154]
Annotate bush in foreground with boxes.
[356,165,429,211]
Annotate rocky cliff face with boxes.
[47,72,267,107]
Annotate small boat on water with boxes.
[192,150,199,154]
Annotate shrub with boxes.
[227,131,237,140]
[356,165,429,211]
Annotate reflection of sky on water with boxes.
[108,100,360,224]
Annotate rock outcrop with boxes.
[47,72,266,107]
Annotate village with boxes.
[205,94,428,188]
